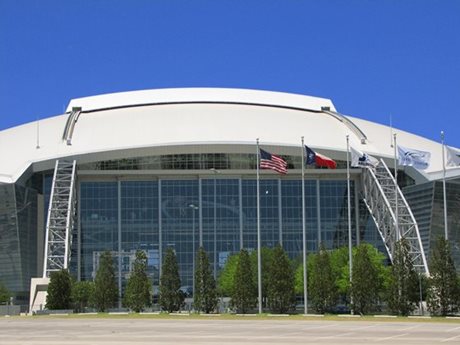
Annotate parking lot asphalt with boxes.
[1,316,460,345]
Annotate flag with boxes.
[397,145,431,170]
[305,146,337,169]
[260,149,287,174]
[446,146,460,167]
[305,146,316,165]
[350,147,379,168]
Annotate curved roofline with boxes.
[66,87,337,113]
[1,87,458,184]
[64,87,374,147]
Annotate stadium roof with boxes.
[0,88,458,184]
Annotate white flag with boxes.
[350,147,379,168]
[446,146,460,167]
[398,145,431,170]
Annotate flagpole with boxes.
[346,135,353,313]
[390,114,393,148]
[36,116,40,149]
[301,136,308,314]
[256,138,262,314]
[441,131,448,240]
[393,133,399,241]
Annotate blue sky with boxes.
[1,0,459,148]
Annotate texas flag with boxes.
[305,146,337,169]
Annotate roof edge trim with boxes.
[66,88,336,113]
[69,100,332,116]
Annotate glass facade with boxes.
[431,181,460,265]
[0,183,38,304]
[77,177,364,295]
[79,153,349,171]
[121,181,159,287]
[319,181,355,248]
[80,182,118,281]
[404,180,460,271]
[4,155,457,306]
[201,179,240,277]
[403,182,435,257]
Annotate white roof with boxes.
[0,88,458,184]
[66,87,336,113]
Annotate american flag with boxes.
[260,149,287,174]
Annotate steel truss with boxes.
[361,159,429,274]
[43,160,77,277]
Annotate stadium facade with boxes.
[0,88,459,309]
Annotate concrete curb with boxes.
[140,312,161,315]
[108,312,129,315]
[338,314,361,318]
[374,315,397,318]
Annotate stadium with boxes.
[0,88,459,311]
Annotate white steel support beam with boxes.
[361,159,429,274]
[43,160,77,277]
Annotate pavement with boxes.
[1,317,460,344]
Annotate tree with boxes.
[46,269,72,310]
[194,247,218,313]
[231,249,257,313]
[386,238,419,316]
[0,282,10,304]
[250,247,274,307]
[351,243,385,315]
[71,280,94,313]
[123,250,151,312]
[217,253,239,296]
[295,246,348,301]
[330,246,351,300]
[159,247,184,312]
[427,237,460,316]
[267,244,295,314]
[308,244,337,314]
[92,251,118,312]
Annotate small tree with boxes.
[92,251,118,312]
[427,237,460,316]
[231,249,257,313]
[123,250,151,312]
[71,281,94,313]
[351,243,384,315]
[194,247,218,313]
[330,246,351,302]
[46,269,72,310]
[308,244,337,314]
[159,247,184,312]
[0,282,10,304]
[218,254,239,296]
[386,238,419,316]
[267,244,295,314]
[250,247,274,307]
